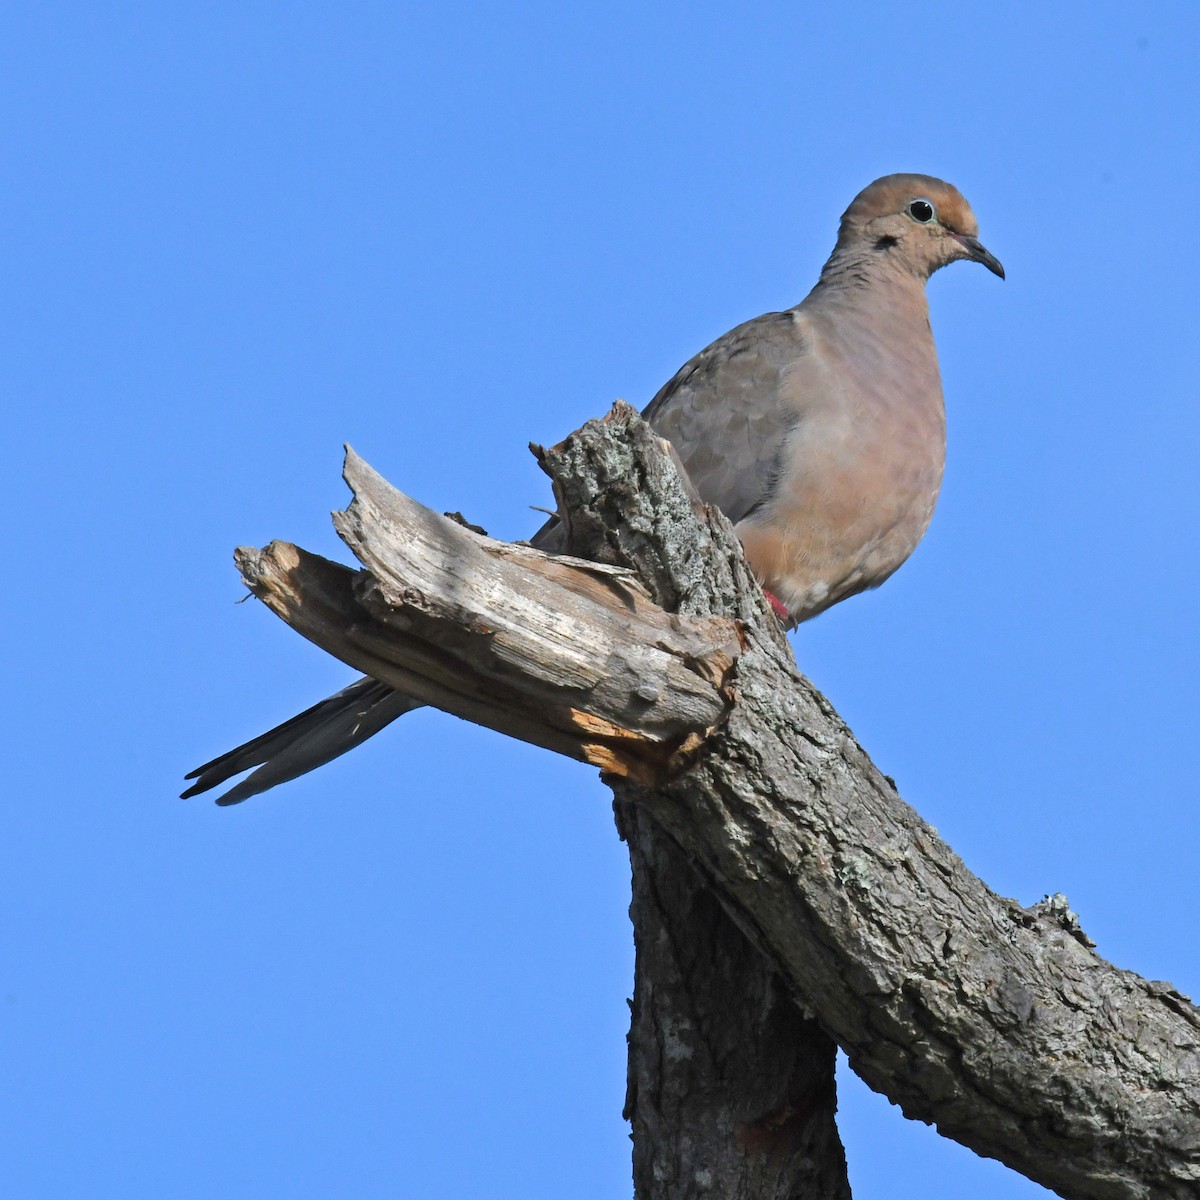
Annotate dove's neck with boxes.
[801,244,944,410]
[809,243,930,312]
[803,247,936,360]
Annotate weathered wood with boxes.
[236,447,743,782]
[235,404,1200,1200]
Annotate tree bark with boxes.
[232,403,1200,1200]
[543,412,850,1197]
[619,799,850,1199]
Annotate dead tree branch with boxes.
[234,403,1200,1200]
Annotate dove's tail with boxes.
[181,677,421,806]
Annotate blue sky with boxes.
[4,3,1198,1196]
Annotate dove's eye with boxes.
[907,198,936,224]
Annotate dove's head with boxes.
[836,173,1004,281]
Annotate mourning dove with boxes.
[184,173,1003,805]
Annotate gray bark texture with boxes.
[617,798,850,1199]
[233,403,1200,1200]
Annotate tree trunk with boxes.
[620,799,850,1199]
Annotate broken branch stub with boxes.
[235,446,743,783]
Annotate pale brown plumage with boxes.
[646,172,1002,623]
[184,173,1002,804]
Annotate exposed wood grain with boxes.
[236,449,743,782]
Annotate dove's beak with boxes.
[953,234,1005,279]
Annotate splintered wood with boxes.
[235,448,744,784]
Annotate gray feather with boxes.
[644,309,806,523]
[181,678,420,805]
